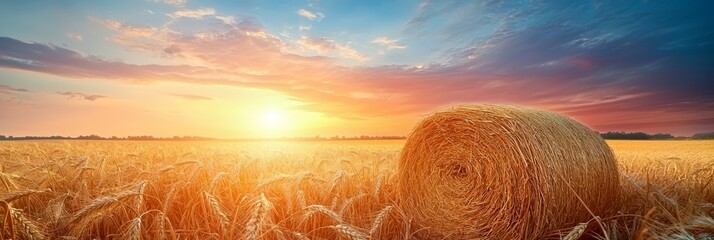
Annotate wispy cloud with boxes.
[89,17,156,37]
[298,36,335,54]
[57,91,107,101]
[152,0,186,6]
[371,37,406,50]
[297,9,324,21]
[168,8,215,19]
[299,25,311,31]
[298,36,369,61]
[172,94,213,101]
[215,15,236,25]
[0,84,28,94]
[66,33,83,41]
[89,16,167,55]
[162,44,182,56]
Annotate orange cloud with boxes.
[90,17,156,37]
[57,91,107,101]
[0,84,28,94]
[172,94,213,101]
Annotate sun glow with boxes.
[257,109,293,138]
[262,109,284,127]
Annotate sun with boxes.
[261,109,285,128]
[254,108,299,137]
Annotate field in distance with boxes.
[0,139,712,239]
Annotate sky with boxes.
[1,0,713,138]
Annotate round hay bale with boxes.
[397,104,620,239]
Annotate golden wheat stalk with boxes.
[256,174,297,189]
[291,230,310,240]
[245,193,271,240]
[563,223,588,240]
[204,192,230,229]
[332,224,367,240]
[70,192,135,225]
[157,185,177,240]
[1,200,16,240]
[8,207,46,240]
[0,173,20,191]
[373,173,385,197]
[329,197,338,210]
[281,186,294,213]
[303,205,342,223]
[135,180,148,215]
[0,189,49,203]
[338,193,366,217]
[369,205,393,236]
[68,185,142,237]
[122,217,142,240]
[173,160,200,168]
[209,172,226,193]
[326,171,345,195]
[45,193,68,222]
[297,190,307,209]
[157,166,175,175]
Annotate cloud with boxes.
[371,37,406,50]
[163,44,182,56]
[298,36,369,61]
[57,92,107,101]
[334,45,369,62]
[0,37,225,85]
[66,33,83,41]
[215,16,236,25]
[89,16,170,55]
[297,9,324,21]
[297,36,334,54]
[299,25,311,31]
[152,0,186,6]
[90,17,156,37]
[168,8,215,19]
[0,84,28,94]
[172,94,213,101]
[3,0,714,135]
[1,35,712,134]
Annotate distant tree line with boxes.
[0,135,218,141]
[1,132,712,141]
[599,132,675,140]
[0,134,406,141]
[691,132,714,139]
[327,135,405,140]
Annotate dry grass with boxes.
[0,136,711,239]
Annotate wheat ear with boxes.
[245,193,271,240]
[369,205,393,237]
[332,224,367,240]
[204,192,230,229]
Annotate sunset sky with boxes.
[1,0,712,138]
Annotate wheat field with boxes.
[0,140,712,239]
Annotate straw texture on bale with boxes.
[397,104,620,239]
